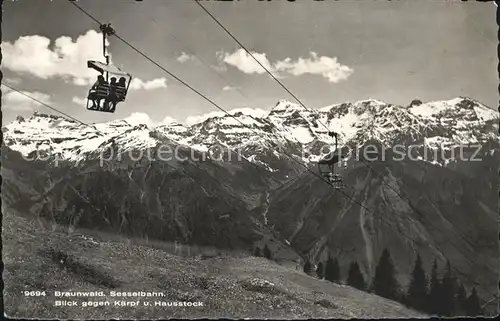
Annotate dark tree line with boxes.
[252,243,484,316]
[254,244,273,260]
[304,248,484,316]
[417,257,482,316]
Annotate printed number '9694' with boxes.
[24,291,47,296]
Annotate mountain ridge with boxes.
[3,96,497,168]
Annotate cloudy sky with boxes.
[2,0,497,126]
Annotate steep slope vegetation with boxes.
[1,140,278,251]
[267,150,498,302]
[3,211,425,319]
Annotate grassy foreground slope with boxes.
[3,211,425,319]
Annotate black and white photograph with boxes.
[1,0,498,319]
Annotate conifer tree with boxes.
[465,287,482,316]
[316,261,324,279]
[263,244,272,260]
[455,283,467,315]
[324,256,340,283]
[332,257,340,282]
[347,261,366,291]
[407,254,428,312]
[440,260,456,316]
[324,256,334,282]
[303,259,312,274]
[372,248,399,301]
[428,258,441,315]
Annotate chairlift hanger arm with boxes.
[99,23,116,64]
[100,23,116,37]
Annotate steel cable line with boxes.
[66,1,387,221]
[192,0,436,216]
[66,0,308,191]
[192,0,483,239]
[193,0,484,258]
[69,0,495,296]
[192,0,333,134]
[164,27,250,100]
[1,84,243,210]
[192,0,495,294]
[143,7,317,194]
[1,83,102,133]
[2,86,298,260]
[66,0,484,257]
[67,2,292,189]
[111,32,362,196]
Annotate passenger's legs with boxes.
[88,91,98,109]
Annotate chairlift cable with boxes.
[192,0,347,190]
[192,0,477,246]
[163,26,251,100]
[1,83,102,133]
[2,84,232,203]
[67,2,363,210]
[67,0,302,189]
[68,0,101,25]
[65,1,462,239]
[195,0,472,243]
[192,0,493,292]
[193,0,339,137]
[68,0,480,250]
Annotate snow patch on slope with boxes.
[3,97,498,170]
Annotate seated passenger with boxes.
[116,77,127,101]
[105,77,118,112]
[88,75,106,109]
[116,77,127,102]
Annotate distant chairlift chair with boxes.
[317,131,345,190]
[318,153,344,189]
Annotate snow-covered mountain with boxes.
[3,97,498,171]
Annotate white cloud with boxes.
[218,49,353,83]
[123,112,155,127]
[220,48,275,75]
[274,52,354,83]
[2,89,53,111]
[121,113,179,127]
[233,107,268,118]
[185,111,223,126]
[161,116,179,124]
[176,52,195,63]
[2,30,106,85]
[2,30,168,89]
[129,78,167,90]
[184,107,267,126]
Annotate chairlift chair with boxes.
[86,61,132,113]
[85,23,133,113]
[317,131,345,189]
